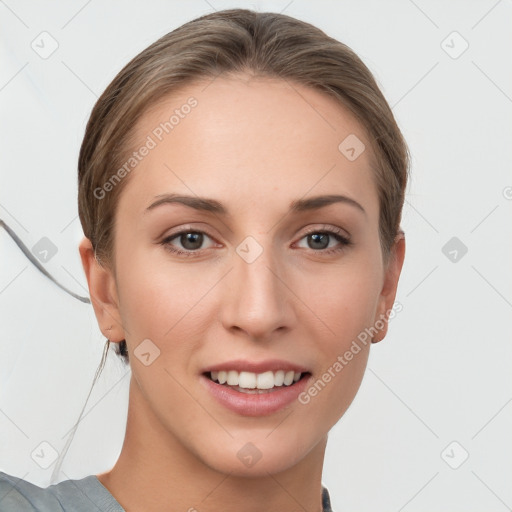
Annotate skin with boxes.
[79,74,405,512]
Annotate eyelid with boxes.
[159,222,352,258]
[160,225,218,244]
[160,223,350,243]
[160,223,216,239]
[300,224,351,239]
[294,225,352,251]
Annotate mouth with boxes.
[202,369,312,394]
[200,365,313,416]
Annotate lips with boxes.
[202,358,309,374]
[200,358,312,416]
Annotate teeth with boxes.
[227,370,239,386]
[208,369,304,390]
[274,370,285,386]
[283,370,294,385]
[257,371,274,389]
[239,371,257,389]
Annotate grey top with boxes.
[0,471,334,511]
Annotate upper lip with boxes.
[202,359,310,374]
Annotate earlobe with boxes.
[371,231,406,343]
[78,236,125,342]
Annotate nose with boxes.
[219,240,295,341]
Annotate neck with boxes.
[97,376,327,512]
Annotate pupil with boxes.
[182,232,202,250]
[310,233,328,249]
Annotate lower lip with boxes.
[200,373,312,417]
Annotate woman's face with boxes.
[86,75,404,476]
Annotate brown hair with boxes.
[78,8,410,366]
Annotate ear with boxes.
[78,236,125,343]
[371,231,406,343]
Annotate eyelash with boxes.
[160,225,352,258]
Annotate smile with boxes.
[206,370,305,392]
[200,370,312,416]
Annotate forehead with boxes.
[120,75,379,221]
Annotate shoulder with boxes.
[0,471,63,511]
[322,485,335,512]
[1,470,126,512]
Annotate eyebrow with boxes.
[145,193,366,216]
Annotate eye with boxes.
[159,225,353,258]
[295,226,352,255]
[160,228,217,257]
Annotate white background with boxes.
[1,1,511,511]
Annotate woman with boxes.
[0,7,408,511]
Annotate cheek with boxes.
[115,236,192,330]
[296,272,375,426]
[295,260,380,412]
[297,260,382,345]
[305,346,370,436]
[114,245,217,372]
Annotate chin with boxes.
[204,453,301,478]
[195,431,317,477]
